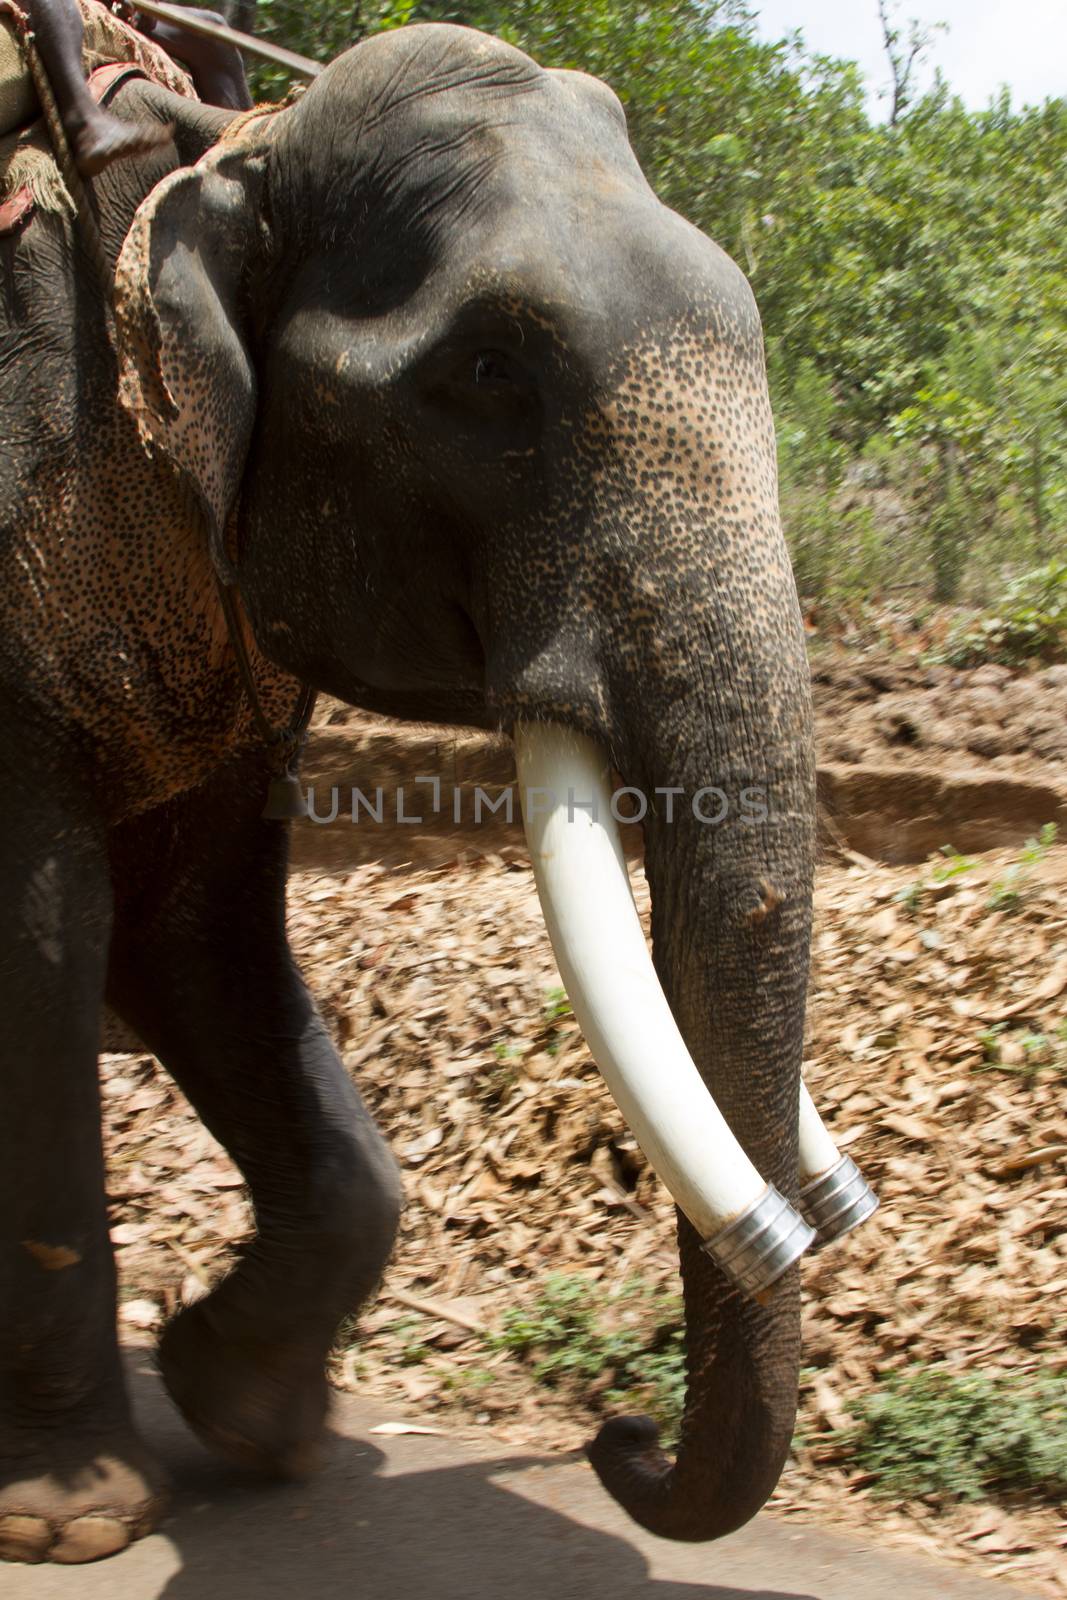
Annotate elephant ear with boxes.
[115,131,270,579]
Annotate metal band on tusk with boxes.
[799,1154,879,1246]
[798,1081,878,1247]
[703,1185,815,1296]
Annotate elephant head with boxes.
[115,24,817,1542]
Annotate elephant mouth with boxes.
[513,720,877,1299]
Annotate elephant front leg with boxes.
[0,774,166,1564]
[153,1017,399,1479]
[107,761,402,1477]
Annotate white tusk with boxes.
[514,721,814,1298]
[798,1082,879,1245]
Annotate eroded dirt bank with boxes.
[295,654,1067,870]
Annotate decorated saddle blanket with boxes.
[0,0,196,228]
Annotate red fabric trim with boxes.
[0,186,35,234]
[88,60,148,106]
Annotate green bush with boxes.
[850,1365,1067,1504]
[938,562,1067,666]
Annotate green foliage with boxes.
[850,1366,1067,1504]
[478,1049,519,1106]
[539,985,573,1054]
[385,1314,434,1365]
[491,1274,686,1444]
[977,1014,1067,1078]
[939,565,1067,667]
[987,823,1058,911]
[977,1021,1006,1065]
[442,1365,496,1396]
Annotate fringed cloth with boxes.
[0,0,196,225]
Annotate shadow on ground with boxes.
[124,1358,810,1600]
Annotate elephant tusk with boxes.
[797,1082,879,1245]
[513,721,814,1298]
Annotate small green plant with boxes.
[930,845,979,884]
[478,1053,519,1106]
[443,1366,497,1397]
[938,561,1067,667]
[987,823,1058,911]
[896,878,924,913]
[491,1275,686,1444]
[542,986,572,1023]
[541,986,574,1056]
[978,1022,1006,1064]
[492,1275,639,1384]
[977,1021,1067,1079]
[896,844,977,911]
[1020,1029,1054,1064]
[849,1366,1067,1504]
[387,1315,432,1366]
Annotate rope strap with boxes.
[20,22,113,293]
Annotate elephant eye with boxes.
[472,350,513,385]
[420,342,540,453]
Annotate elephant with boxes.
[0,21,819,1563]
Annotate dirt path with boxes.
[4,1352,1046,1600]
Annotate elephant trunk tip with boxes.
[587,1415,765,1544]
[586,1414,674,1529]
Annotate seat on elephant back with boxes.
[0,0,195,231]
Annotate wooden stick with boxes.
[992,1144,1067,1179]
[130,0,324,78]
[382,1286,485,1335]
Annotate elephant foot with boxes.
[158,1297,330,1479]
[0,1429,167,1564]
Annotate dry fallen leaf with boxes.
[119,1298,162,1329]
[369,1422,448,1437]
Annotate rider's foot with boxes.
[70,107,171,177]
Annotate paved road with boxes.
[7,1351,1042,1600]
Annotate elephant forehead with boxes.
[278,25,640,218]
[300,23,604,136]
[273,27,755,356]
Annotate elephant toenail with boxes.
[0,1514,52,1562]
[51,1515,131,1563]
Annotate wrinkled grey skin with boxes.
[0,24,814,1560]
